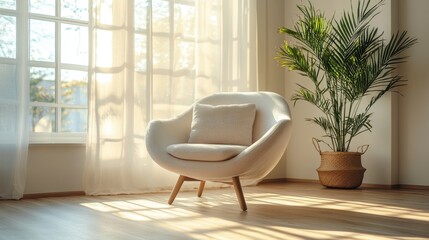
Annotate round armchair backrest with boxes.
[196,91,292,143]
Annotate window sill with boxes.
[29,142,86,147]
[29,133,86,145]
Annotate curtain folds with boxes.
[84,0,258,195]
[0,68,29,200]
[0,6,29,199]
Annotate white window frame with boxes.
[4,0,89,144]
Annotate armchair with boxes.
[145,91,292,211]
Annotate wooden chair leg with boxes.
[168,175,186,205]
[197,181,206,197]
[232,176,247,211]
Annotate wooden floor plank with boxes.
[1,182,428,239]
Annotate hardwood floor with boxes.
[1,182,428,240]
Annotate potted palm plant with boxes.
[276,0,417,188]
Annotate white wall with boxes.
[398,0,429,186]
[25,145,85,194]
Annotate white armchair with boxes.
[145,91,292,211]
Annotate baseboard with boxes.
[23,191,85,199]
[259,178,319,185]
[398,184,429,190]
[360,183,400,189]
[260,178,429,190]
[259,178,289,184]
[284,178,321,184]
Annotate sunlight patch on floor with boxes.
[270,226,400,240]
[127,199,170,209]
[113,211,151,221]
[80,202,118,212]
[79,191,428,239]
[104,201,147,211]
[250,194,429,222]
[81,193,429,224]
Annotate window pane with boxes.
[135,33,147,72]
[30,106,56,133]
[152,74,171,119]
[30,67,55,103]
[30,20,55,62]
[61,108,87,132]
[30,0,55,16]
[174,3,195,37]
[175,40,194,70]
[0,15,16,58]
[153,0,170,33]
[0,0,15,10]
[0,104,16,132]
[135,0,148,31]
[0,63,16,100]
[61,24,88,65]
[61,0,88,20]
[61,69,87,105]
[153,36,170,69]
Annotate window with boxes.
[0,0,89,143]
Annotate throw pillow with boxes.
[188,103,256,146]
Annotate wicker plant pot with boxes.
[317,151,366,189]
[312,138,368,189]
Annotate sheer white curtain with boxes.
[84,0,258,195]
[0,68,28,200]
[0,5,29,199]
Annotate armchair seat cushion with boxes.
[167,143,247,162]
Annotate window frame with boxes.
[0,0,90,144]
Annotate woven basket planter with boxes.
[312,138,368,189]
[317,151,366,189]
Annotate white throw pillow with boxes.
[188,103,256,146]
